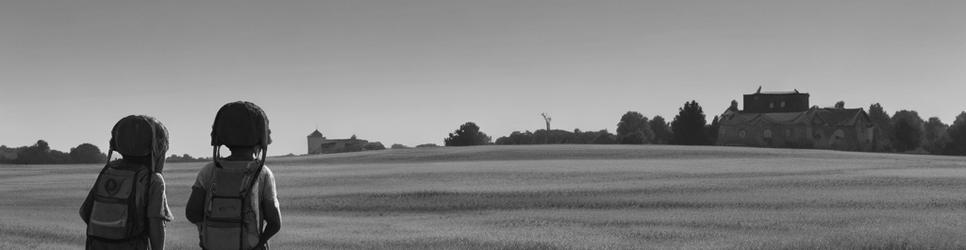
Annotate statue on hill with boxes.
[541,113,551,132]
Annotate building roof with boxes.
[721,108,869,127]
[747,90,808,95]
[307,130,324,138]
[720,112,810,126]
[746,87,807,95]
[811,108,868,126]
[320,138,369,146]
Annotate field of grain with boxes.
[2,145,966,249]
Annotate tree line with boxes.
[866,103,966,155]
[445,100,720,147]
[0,140,210,164]
[444,100,966,156]
[0,140,107,164]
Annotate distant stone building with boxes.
[306,130,381,154]
[717,88,876,151]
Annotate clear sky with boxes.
[2,0,965,157]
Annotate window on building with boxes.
[781,101,786,108]
[763,129,773,139]
[785,128,792,138]
[738,130,747,138]
[769,102,775,109]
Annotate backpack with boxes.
[86,115,163,241]
[86,161,151,240]
[202,161,263,250]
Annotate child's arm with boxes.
[256,203,281,249]
[256,169,281,248]
[186,164,212,224]
[147,174,173,250]
[185,187,206,224]
[149,218,165,250]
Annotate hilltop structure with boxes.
[717,88,876,151]
[306,130,383,154]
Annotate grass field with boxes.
[3,145,966,249]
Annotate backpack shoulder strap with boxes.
[142,166,155,232]
[244,164,264,196]
[244,151,268,196]
[122,160,154,237]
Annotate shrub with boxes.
[444,122,492,146]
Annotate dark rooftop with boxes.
[307,130,324,137]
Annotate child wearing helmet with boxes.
[80,115,173,249]
[185,101,281,250]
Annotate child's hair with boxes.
[109,115,169,173]
[211,101,271,161]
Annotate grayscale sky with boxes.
[2,0,965,157]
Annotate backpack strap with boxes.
[121,160,154,238]
[140,163,155,237]
[242,151,266,196]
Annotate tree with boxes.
[575,129,604,144]
[35,140,50,152]
[945,112,966,155]
[533,129,579,144]
[494,129,619,145]
[592,130,618,144]
[390,144,410,149]
[167,154,203,162]
[868,103,894,151]
[17,140,53,164]
[649,116,672,144]
[69,143,107,163]
[616,111,653,144]
[707,115,720,145]
[671,101,709,145]
[923,117,950,154]
[891,110,924,152]
[835,101,845,109]
[495,131,534,145]
[444,122,492,146]
[48,150,71,164]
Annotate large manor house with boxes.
[306,130,383,154]
[716,88,877,151]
